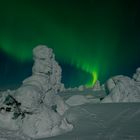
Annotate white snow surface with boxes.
[1,103,140,140]
[66,95,90,106]
[45,103,140,140]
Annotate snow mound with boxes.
[92,80,102,91]
[66,95,89,106]
[22,106,73,138]
[133,67,140,82]
[0,45,72,139]
[102,73,140,103]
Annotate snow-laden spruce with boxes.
[133,67,140,82]
[0,45,73,139]
[102,68,140,103]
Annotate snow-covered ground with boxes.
[0,128,31,140]
[39,103,140,140]
[0,103,140,140]
[58,89,106,100]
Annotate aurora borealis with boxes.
[0,0,140,88]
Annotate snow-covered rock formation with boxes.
[102,69,140,103]
[133,67,140,82]
[0,45,73,139]
[92,80,101,91]
[15,45,67,115]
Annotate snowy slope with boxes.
[0,128,31,140]
[38,103,140,140]
[58,89,106,100]
[0,103,140,140]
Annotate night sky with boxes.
[0,0,140,89]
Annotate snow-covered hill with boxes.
[0,103,140,140]
[39,103,140,140]
[0,45,140,140]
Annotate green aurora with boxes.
[0,0,140,87]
